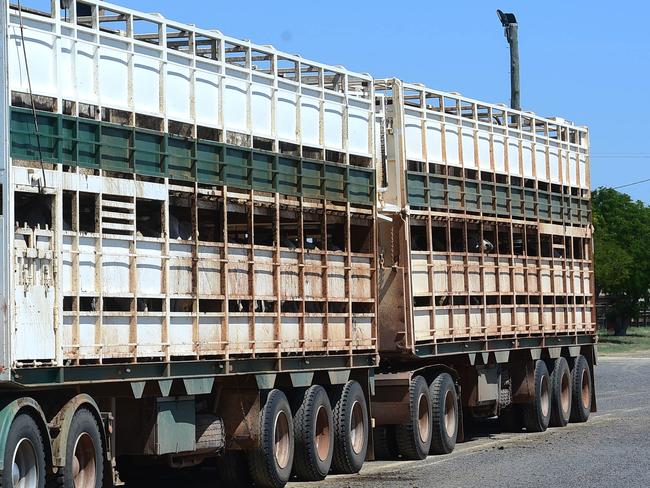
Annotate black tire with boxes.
[1,413,46,488]
[216,451,253,487]
[248,389,294,488]
[523,360,551,433]
[570,355,592,423]
[331,380,369,474]
[395,376,432,460]
[57,408,104,488]
[292,385,334,481]
[429,373,458,455]
[373,426,399,460]
[548,357,572,427]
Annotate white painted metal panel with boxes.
[8,23,56,96]
[99,39,129,109]
[493,134,505,172]
[569,153,578,187]
[478,131,491,170]
[444,125,460,166]
[194,62,220,127]
[348,100,370,155]
[462,128,476,168]
[166,54,192,122]
[536,147,548,181]
[133,46,162,115]
[404,113,423,161]
[102,239,131,294]
[508,140,520,176]
[223,68,248,132]
[522,141,534,178]
[75,33,96,101]
[300,94,320,146]
[323,96,344,150]
[426,121,444,163]
[276,83,298,141]
[549,147,560,183]
[579,155,588,189]
[251,76,273,137]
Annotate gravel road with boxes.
[129,355,650,488]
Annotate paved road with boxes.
[131,355,650,488]
[292,355,650,488]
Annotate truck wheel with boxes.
[292,385,334,481]
[248,389,294,488]
[523,360,551,432]
[331,380,368,474]
[570,355,592,423]
[1,413,46,488]
[395,376,432,460]
[57,408,104,488]
[429,373,458,455]
[373,426,398,460]
[548,357,572,427]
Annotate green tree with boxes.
[592,188,650,335]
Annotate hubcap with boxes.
[561,370,571,414]
[349,401,365,455]
[580,369,590,409]
[417,393,430,443]
[314,406,331,462]
[274,410,291,469]
[443,391,456,438]
[73,432,97,488]
[540,375,550,418]
[12,438,39,488]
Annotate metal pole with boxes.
[497,10,520,111]
[506,22,520,111]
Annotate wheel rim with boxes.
[12,438,39,488]
[417,393,430,443]
[349,401,365,455]
[560,370,571,414]
[580,369,590,409]
[73,432,97,488]
[443,391,456,438]
[314,405,331,462]
[274,410,291,469]
[540,375,550,418]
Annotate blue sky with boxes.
[125,0,649,202]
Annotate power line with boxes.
[612,178,650,190]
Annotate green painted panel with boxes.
[155,398,195,455]
[481,183,495,213]
[8,108,375,205]
[224,147,250,188]
[348,168,374,204]
[465,180,480,212]
[324,164,346,202]
[406,171,427,207]
[430,176,446,209]
[134,131,163,176]
[448,178,462,211]
[496,185,509,216]
[196,141,222,185]
[101,125,132,172]
[252,152,274,191]
[511,187,523,218]
[168,136,194,181]
[302,160,322,198]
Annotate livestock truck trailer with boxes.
[0,1,596,487]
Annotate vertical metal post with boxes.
[497,10,521,111]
